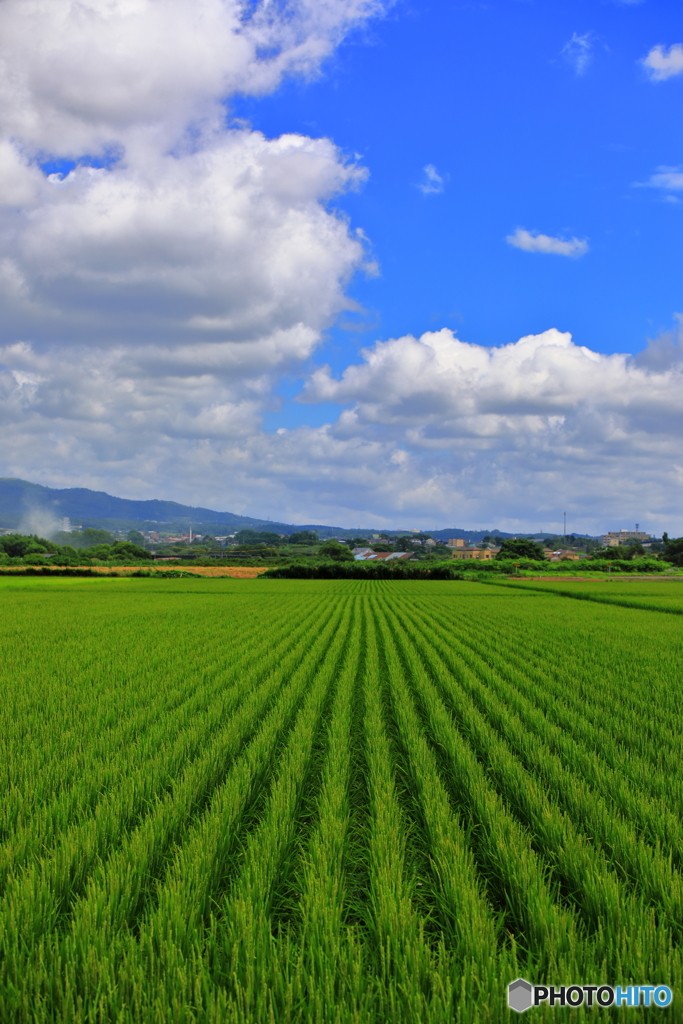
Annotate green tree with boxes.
[319,541,354,561]
[234,529,284,547]
[111,542,153,560]
[82,544,114,559]
[0,534,51,558]
[51,545,80,566]
[495,538,546,561]
[591,546,622,561]
[662,535,683,567]
[127,530,145,545]
[288,531,319,545]
[75,528,116,548]
[198,534,220,548]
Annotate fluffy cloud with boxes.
[506,228,588,258]
[0,0,380,485]
[0,1,379,356]
[1,1,681,534]
[0,0,384,525]
[303,328,683,423]
[642,44,683,82]
[4,327,683,533]
[295,327,683,531]
[0,0,383,157]
[0,131,367,350]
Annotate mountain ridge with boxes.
[0,478,328,535]
[0,477,553,540]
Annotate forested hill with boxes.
[0,478,311,534]
[0,477,525,540]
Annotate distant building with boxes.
[446,538,465,548]
[545,550,581,562]
[354,552,414,562]
[450,548,497,561]
[602,530,650,547]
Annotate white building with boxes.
[602,529,650,547]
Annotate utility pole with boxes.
[563,512,566,538]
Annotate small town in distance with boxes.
[1,482,681,574]
[57,523,660,562]
[2,519,681,573]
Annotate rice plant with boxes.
[0,576,681,1022]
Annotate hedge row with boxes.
[260,557,668,580]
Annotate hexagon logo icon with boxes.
[508,978,533,1013]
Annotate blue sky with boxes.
[241,0,683,426]
[0,0,682,534]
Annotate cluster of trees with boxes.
[153,534,223,556]
[0,533,152,565]
[494,535,683,565]
[319,541,355,561]
[3,525,681,570]
[339,534,452,556]
[228,529,319,548]
[495,538,547,560]
[662,533,683,567]
[287,530,319,545]
[590,542,646,560]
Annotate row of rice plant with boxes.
[0,576,680,1021]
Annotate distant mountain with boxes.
[0,478,338,535]
[0,477,583,540]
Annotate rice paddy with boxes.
[0,576,681,1022]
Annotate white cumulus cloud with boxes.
[1,0,682,534]
[0,0,384,157]
[294,327,683,531]
[506,228,589,258]
[0,0,382,454]
[0,0,394,523]
[642,44,683,82]
[0,131,367,350]
[4,326,681,534]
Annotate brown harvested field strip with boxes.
[528,577,683,585]
[0,565,272,578]
[96,565,272,578]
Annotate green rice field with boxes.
[1,576,682,1022]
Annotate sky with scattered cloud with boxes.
[1,0,682,535]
